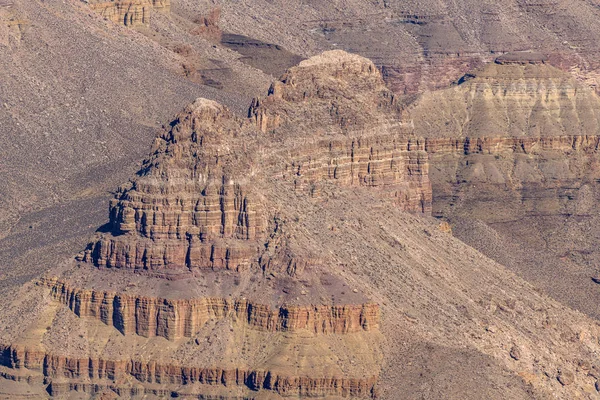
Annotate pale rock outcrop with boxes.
[85,0,170,26]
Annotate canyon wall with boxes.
[407,59,600,222]
[280,135,431,214]
[406,58,600,322]
[0,345,377,398]
[41,278,379,340]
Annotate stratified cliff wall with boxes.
[279,135,431,214]
[0,345,377,398]
[41,278,379,340]
[405,58,600,223]
[82,52,432,276]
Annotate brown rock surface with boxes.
[11,0,600,397]
[409,60,600,322]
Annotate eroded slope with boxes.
[407,54,600,321]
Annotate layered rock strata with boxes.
[42,278,379,339]
[1,345,377,398]
[81,99,267,275]
[83,52,431,275]
[405,56,600,323]
[422,135,600,155]
[406,56,600,140]
[407,58,600,220]
[280,135,431,213]
[86,0,170,26]
[249,51,431,214]
[0,51,404,398]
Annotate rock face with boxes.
[85,0,170,26]
[407,59,600,139]
[42,278,379,339]
[409,58,600,321]
[81,99,267,275]
[277,134,431,213]
[1,345,377,398]
[82,52,431,276]
[249,51,431,213]
[408,60,600,222]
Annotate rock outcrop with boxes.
[85,0,170,26]
[249,51,431,213]
[191,7,222,41]
[82,52,431,276]
[42,278,379,339]
[80,99,266,275]
[0,51,403,398]
[1,345,378,398]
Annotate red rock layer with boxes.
[0,344,377,398]
[85,237,256,273]
[109,181,262,241]
[41,278,380,340]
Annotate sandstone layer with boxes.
[86,0,170,26]
[1,344,377,398]
[42,278,379,339]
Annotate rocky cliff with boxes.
[1,344,378,398]
[249,51,431,213]
[41,278,379,339]
[0,51,409,398]
[407,54,600,140]
[81,52,431,277]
